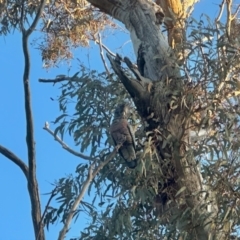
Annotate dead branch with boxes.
[58,146,119,240]
[96,33,111,79]
[94,38,116,57]
[25,0,46,37]
[43,124,95,161]
[216,0,226,22]
[39,76,74,83]
[0,145,29,180]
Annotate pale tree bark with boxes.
[156,0,198,48]
[88,0,179,81]
[85,0,222,239]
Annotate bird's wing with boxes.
[110,119,130,144]
[126,123,136,149]
[110,118,137,167]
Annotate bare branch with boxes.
[43,125,96,161]
[25,0,46,37]
[58,146,119,240]
[96,33,111,79]
[20,1,47,239]
[39,76,77,83]
[215,0,226,22]
[94,39,116,57]
[22,31,35,178]
[0,145,29,180]
[92,147,119,176]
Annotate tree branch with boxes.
[39,76,78,84]
[21,0,46,239]
[22,25,35,182]
[89,0,179,81]
[58,147,119,240]
[93,38,116,58]
[96,33,111,79]
[226,0,233,40]
[25,0,46,37]
[0,145,29,180]
[43,123,96,161]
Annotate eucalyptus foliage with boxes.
[42,12,240,239]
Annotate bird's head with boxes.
[114,103,131,118]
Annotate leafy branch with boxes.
[43,122,96,161]
[39,75,79,84]
[58,145,120,240]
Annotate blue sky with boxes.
[0,1,219,239]
[0,22,132,240]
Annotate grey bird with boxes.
[110,103,137,169]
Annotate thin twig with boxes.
[43,125,96,161]
[94,39,116,58]
[96,33,111,79]
[0,145,29,180]
[58,146,119,240]
[215,0,226,22]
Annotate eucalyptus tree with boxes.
[1,0,240,240]
[41,1,240,239]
